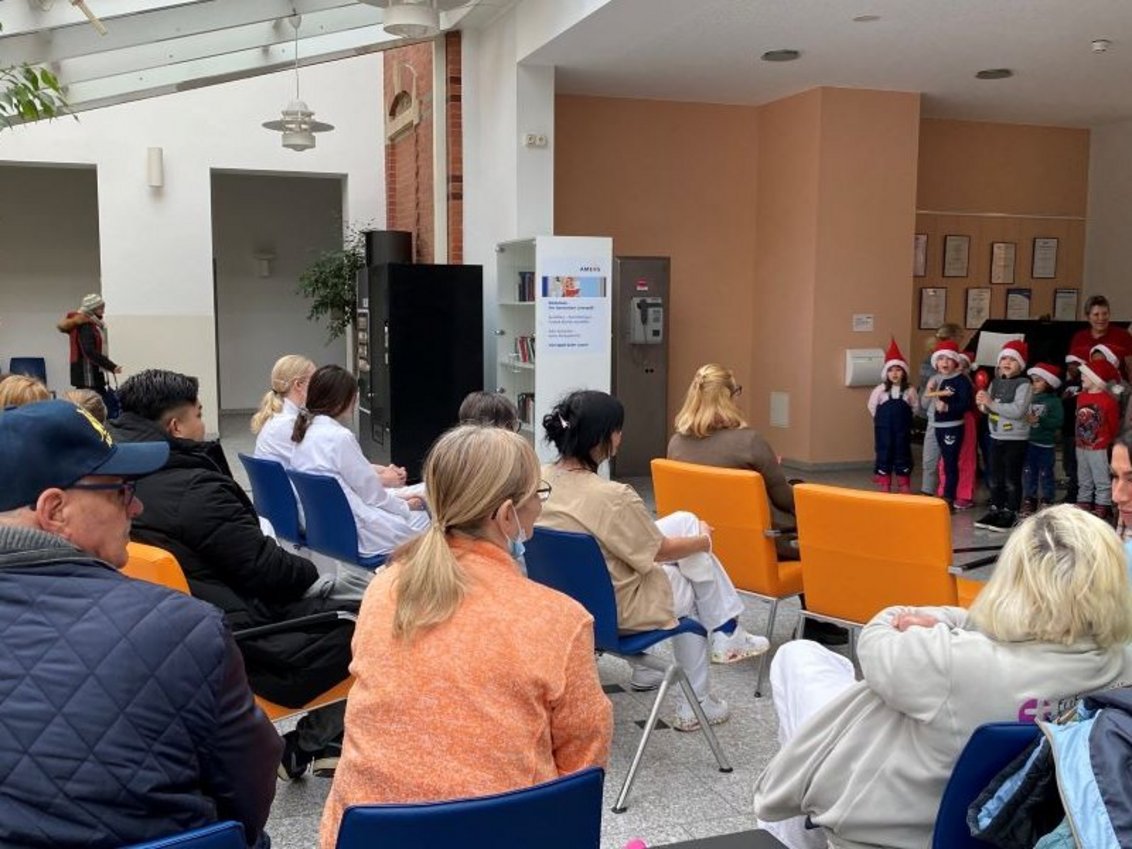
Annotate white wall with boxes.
[1085,118,1132,321]
[0,165,99,390]
[0,54,384,433]
[212,173,347,411]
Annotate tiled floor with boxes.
[216,413,1004,848]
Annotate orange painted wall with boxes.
[555,96,759,427]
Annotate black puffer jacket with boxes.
[111,412,357,707]
[0,526,279,849]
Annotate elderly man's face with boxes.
[54,475,143,567]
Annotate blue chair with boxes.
[524,527,732,813]
[287,469,387,569]
[335,767,603,849]
[8,356,48,384]
[121,820,245,848]
[238,453,305,547]
[932,722,1042,849]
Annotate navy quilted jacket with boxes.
[0,527,281,849]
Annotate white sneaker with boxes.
[672,694,730,732]
[628,666,665,692]
[710,628,770,663]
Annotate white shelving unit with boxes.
[493,235,613,462]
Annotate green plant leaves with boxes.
[296,227,367,342]
[1,62,72,129]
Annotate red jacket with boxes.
[1075,389,1121,450]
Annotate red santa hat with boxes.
[930,339,963,368]
[1027,363,1062,390]
[1090,343,1121,368]
[1065,351,1086,366]
[882,338,909,375]
[958,348,975,369]
[997,339,1028,369]
[1080,358,1119,388]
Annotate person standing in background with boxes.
[58,293,122,419]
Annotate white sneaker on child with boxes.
[628,666,665,692]
[710,629,770,663]
[672,694,730,732]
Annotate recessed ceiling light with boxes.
[852,15,880,23]
[762,49,801,62]
[975,68,1014,80]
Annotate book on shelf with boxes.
[514,335,536,363]
[516,271,535,302]
[516,392,535,425]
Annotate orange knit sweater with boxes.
[319,536,612,848]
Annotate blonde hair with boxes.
[62,388,108,423]
[391,425,540,640]
[0,375,51,408]
[250,355,315,434]
[969,505,1132,648]
[674,364,748,438]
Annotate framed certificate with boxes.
[1006,288,1032,320]
[1053,288,1079,321]
[942,235,970,278]
[913,234,928,278]
[919,287,947,329]
[1032,237,1058,279]
[989,242,1016,284]
[965,287,991,329]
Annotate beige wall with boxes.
[554,96,759,427]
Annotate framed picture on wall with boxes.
[989,242,1016,284]
[965,287,991,329]
[942,235,970,277]
[919,287,947,329]
[913,233,928,278]
[1006,288,1032,320]
[1054,288,1079,321]
[1032,237,1059,279]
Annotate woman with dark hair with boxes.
[1069,295,1132,378]
[1113,429,1132,544]
[458,390,521,431]
[291,365,428,558]
[537,389,767,732]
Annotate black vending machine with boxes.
[355,233,483,482]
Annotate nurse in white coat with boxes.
[251,354,316,466]
[291,365,429,558]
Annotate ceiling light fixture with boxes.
[262,15,334,151]
[1092,39,1112,54]
[852,15,881,23]
[762,49,801,62]
[975,68,1014,80]
[382,1,440,39]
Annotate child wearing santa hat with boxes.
[935,350,979,509]
[867,339,919,493]
[1076,357,1122,522]
[1020,363,1064,516]
[927,340,972,510]
[974,339,1033,532]
[1060,352,1085,504]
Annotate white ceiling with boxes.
[532,0,1132,128]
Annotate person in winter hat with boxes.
[1076,357,1122,522]
[867,339,918,493]
[1021,363,1064,516]
[926,340,972,510]
[57,292,122,419]
[974,339,1033,532]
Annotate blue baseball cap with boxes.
[0,400,169,511]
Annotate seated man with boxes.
[111,369,357,779]
[0,400,279,848]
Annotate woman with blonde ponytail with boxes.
[251,354,315,465]
[319,426,612,847]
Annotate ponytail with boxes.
[391,526,466,639]
[249,389,283,434]
[291,408,314,443]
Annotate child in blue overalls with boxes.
[868,338,919,493]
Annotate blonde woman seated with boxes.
[251,354,315,466]
[291,365,428,558]
[754,505,1132,849]
[539,390,768,733]
[0,374,51,408]
[319,425,612,848]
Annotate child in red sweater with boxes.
[1076,358,1122,522]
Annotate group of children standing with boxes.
[869,335,1127,532]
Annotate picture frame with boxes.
[913,233,928,278]
[1006,288,1032,320]
[1032,237,1058,279]
[965,287,991,329]
[1053,288,1079,322]
[989,241,1016,285]
[919,287,947,330]
[942,235,970,278]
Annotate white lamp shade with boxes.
[146,147,164,188]
[383,4,439,38]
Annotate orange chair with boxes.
[122,542,356,723]
[955,576,984,608]
[793,484,958,642]
[651,459,803,695]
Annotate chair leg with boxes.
[754,598,779,699]
[613,665,678,813]
[793,610,808,640]
[673,668,732,775]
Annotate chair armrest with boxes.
[948,553,999,573]
[763,528,798,540]
[233,610,358,641]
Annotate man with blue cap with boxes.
[0,400,280,848]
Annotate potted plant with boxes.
[296,225,366,341]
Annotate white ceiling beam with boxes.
[0,0,209,37]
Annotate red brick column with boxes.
[445,31,463,263]
[384,43,434,263]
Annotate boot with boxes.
[895,475,911,494]
[873,473,892,493]
[1019,497,1038,518]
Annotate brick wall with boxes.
[445,31,463,263]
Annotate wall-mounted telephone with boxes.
[630,297,664,345]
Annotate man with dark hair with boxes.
[0,400,279,848]
[112,368,355,780]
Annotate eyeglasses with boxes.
[535,480,553,502]
[70,480,137,509]
[730,384,743,398]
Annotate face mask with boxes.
[507,502,528,561]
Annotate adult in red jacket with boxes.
[1069,294,1132,378]
[57,292,122,417]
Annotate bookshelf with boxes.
[492,236,613,462]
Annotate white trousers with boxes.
[758,640,856,849]
[633,511,745,702]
